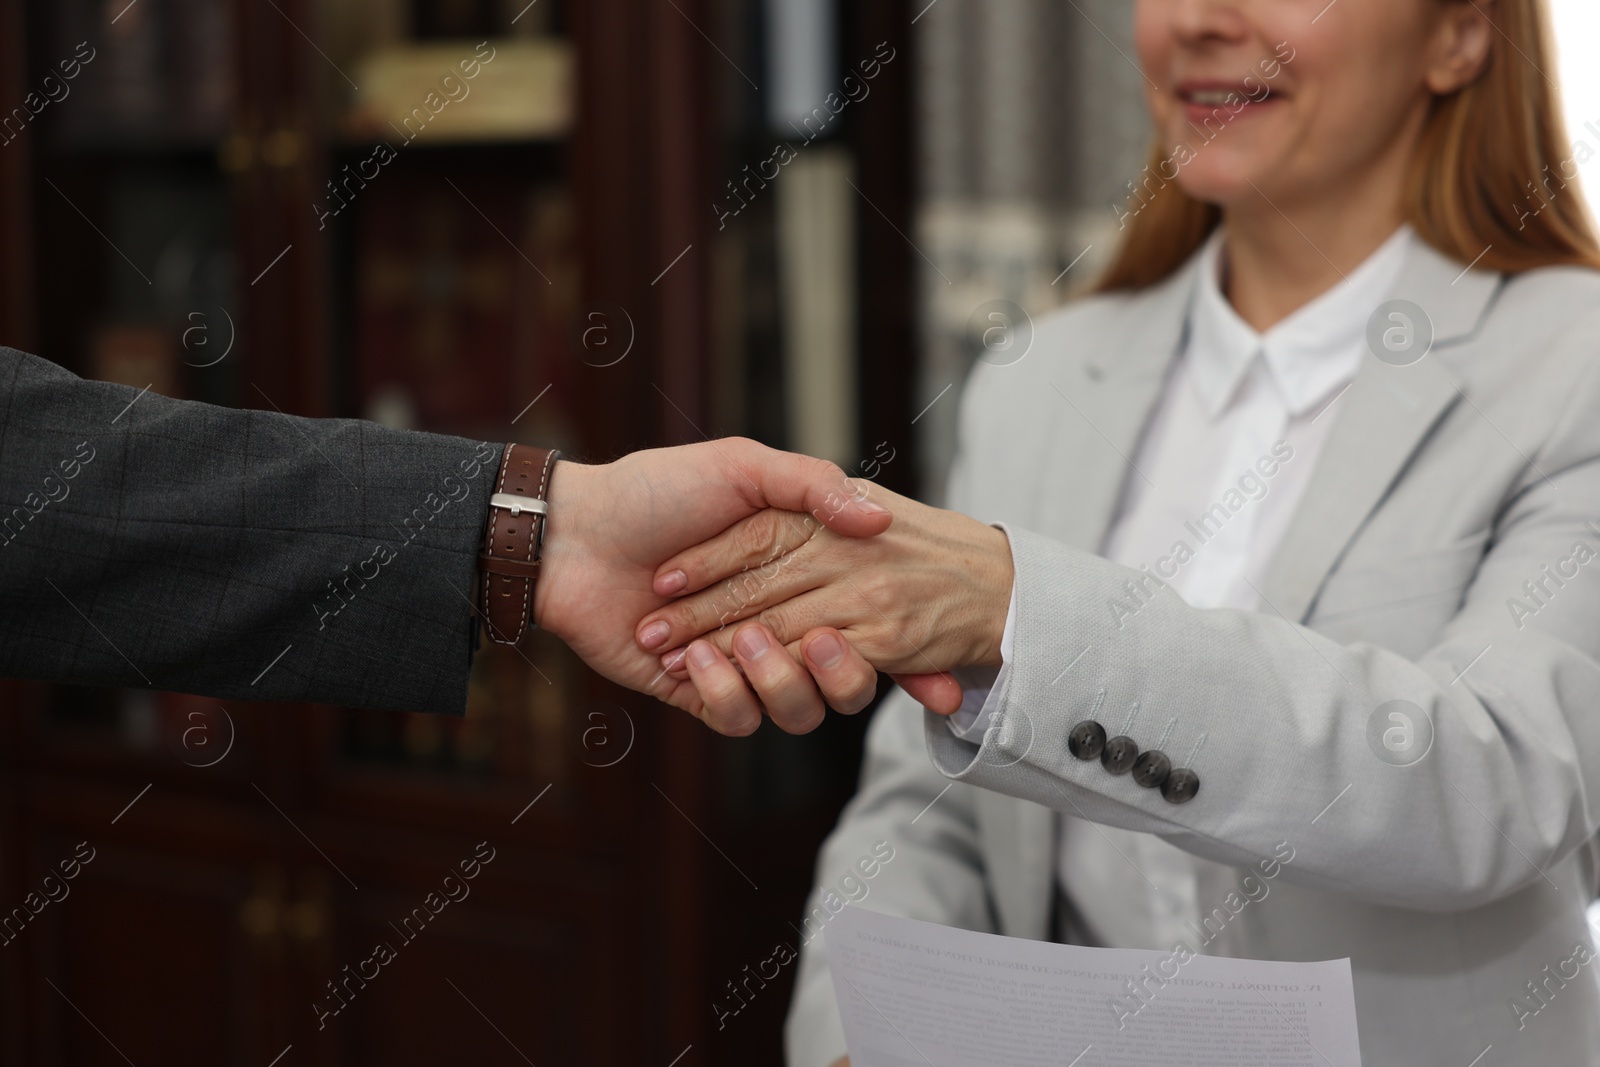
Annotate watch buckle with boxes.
[490,493,548,517]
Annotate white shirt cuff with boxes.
[947,577,1017,740]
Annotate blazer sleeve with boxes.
[925,334,1600,913]
[0,346,503,715]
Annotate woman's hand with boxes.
[634,486,1014,708]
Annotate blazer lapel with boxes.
[1259,241,1505,622]
[1030,258,1199,551]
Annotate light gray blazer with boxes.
[786,239,1600,1066]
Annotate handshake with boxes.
[528,438,1015,734]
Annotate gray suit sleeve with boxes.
[926,333,1600,913]
[0,346,503,715]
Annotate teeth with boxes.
[1189,89,1240,106]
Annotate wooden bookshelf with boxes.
[0,0,919,1063]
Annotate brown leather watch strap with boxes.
[478,443,559,645]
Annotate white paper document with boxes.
[826,907,1362,1067]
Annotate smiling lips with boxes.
[1176,81,1283,125]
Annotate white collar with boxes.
[1186,224,1414,420]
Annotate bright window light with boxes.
[1548,0,1600,217]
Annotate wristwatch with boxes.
[478,443,560,645]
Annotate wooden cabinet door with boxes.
[4,778,287,1066]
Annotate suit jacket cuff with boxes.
[923,526,1189,827]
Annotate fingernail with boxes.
[661,647,687,671]
[688,641,719,670]
[809,633,844,669]
[853,497,889,516]
[658,570,688,595]
[735,626,769,661]
[639,620,671,650]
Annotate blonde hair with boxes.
[1096,0,1600,291]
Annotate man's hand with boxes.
[527,439,945,735]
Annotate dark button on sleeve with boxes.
[1160,768,1200,804]
[1101,735,1139,775]
[1068,720,1107,760]
[1131,750,1171,788]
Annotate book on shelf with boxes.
[353,176,577,446]
[47,0,233,147]
[356,175,519,436]
[777,146,858,466]
[346,38,574,144]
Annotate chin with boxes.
[1172,169,1257,211]
[1144,106,1293,206]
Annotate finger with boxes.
[683,639,764,736]
[658,631,805,682]
[653,674,706,718]
[720,438,893,538]
[723,610,958,697]
[652,509,821,598]
[891,672,964,715]
[657,586,844,674]
[675,628,882,718]
[660,645,690,676]
[733,624,828,734]
[638,547,823,653]
[800,629,881,715]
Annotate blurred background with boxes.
[0,0,1596,1064]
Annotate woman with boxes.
[640,0,1600,1063]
